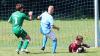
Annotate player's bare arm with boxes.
[8,19,10,23]
[82,43,90,48]
[8,18,12,23]
[52,25,59,31]
[28,11,33,21]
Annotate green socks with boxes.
[22,40,29,49]
[17,40,29,51]
[17,41,23,50]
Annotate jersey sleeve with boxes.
[23,13,30,20]
[39,13,43,20]
[71,43,78,52]
[69,44,73,52]
[49,16,54,26]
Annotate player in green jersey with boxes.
[8,3,33,54]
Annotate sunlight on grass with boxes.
[0,19,97,56]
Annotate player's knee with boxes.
[26,35,31,41]
[53,38,57,42]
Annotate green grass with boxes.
[0,19,98,56]
[0,47,100,56]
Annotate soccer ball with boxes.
[76,47,85,53]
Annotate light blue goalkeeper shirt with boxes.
[40,11,53,35]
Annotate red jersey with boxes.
[69,42,80,52]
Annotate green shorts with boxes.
[12,27,27,40]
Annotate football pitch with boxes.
[0,19,100,56]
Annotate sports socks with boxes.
[22,39,29,49]
[52,38,57,53]
[17,40,24,50]
[42,35,47,48]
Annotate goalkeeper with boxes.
[69,35,90,53]
[8,3,33,54]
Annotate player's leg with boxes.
[21,36,30,49]
[17,39,24,51]
[14,33,24,54]
[20,29,31,53]
[47,31,57,53]
[41,34,48,51]
[40,28,48,51]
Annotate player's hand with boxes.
[37,16,40,20]
[56,27,59,31]
[28,11,33,16]
[53,25,59,31]
[28,11,33,21]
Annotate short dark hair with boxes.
[16,3,24,11]
[76,35,83,41]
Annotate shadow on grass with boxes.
[29,51,50,54]
[29,51,68,54]
[20,50,98,55]
[86,51,99,53]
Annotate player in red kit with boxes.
[69,35,90,53]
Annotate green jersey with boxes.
[9,11,29,34]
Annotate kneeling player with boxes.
[69,35,90,53]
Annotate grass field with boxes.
[0,19,100,56]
